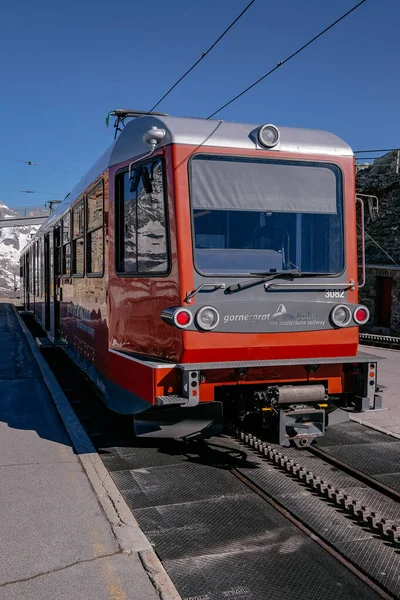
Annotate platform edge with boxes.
[13,305,181,600]
[350,415,400,440]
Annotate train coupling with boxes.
[255,385,327,448]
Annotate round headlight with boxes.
[258,124,280,148]
[196,306,220,331]
[353,306,370,325]
[330,304,352,328]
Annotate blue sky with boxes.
[0,0,397,207]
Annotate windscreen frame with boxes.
[188,153,345,279]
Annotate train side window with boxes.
[39,237,44,297]
[86,182,104,276]
[54,224,62,276]
[36,240,41,297]
[29,248,34,294]
[72,201,85,276]
[62,212,71,275]
[115,159,169,275]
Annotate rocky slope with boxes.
[0,202,39,296]
[357,151,400,265]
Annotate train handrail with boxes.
[356,196,366,288]
[185,282,226,303]
[264,280,356,291]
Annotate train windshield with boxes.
[190,156,344,276]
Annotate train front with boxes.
[155,121,381,447]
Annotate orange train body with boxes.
[21,114,381,445]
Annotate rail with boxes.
[360,332,400,349]
[230,425,400,599]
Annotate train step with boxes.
[156,395,189,406]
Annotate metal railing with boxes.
[355,149,400,175]
[0,205,50,218]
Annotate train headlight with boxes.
[258,124,280,148]
[353,306,370,325]
[173,308,193,328]
[330,304,352,328]
[196,306,220,331]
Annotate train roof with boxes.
[23,115,353,251]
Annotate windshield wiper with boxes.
[226,271,336,294]
[250,271,332,277]
[226,271,301,294]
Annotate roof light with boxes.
[330,305,352,328]
[353,306,369,325]
[143,126,166,148]
[258,124,280,148]
[196,306,220,331]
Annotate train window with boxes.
[87,227,103,275]
[73,202,84,237]
[62,214,70,243]
[115,159,168,275]
[39,237,44,297]
[62,213,71,275]
[24,255,29,297]
[190,156,343,276]
[87,182,103,276]
[72,202,84,276]
[87,183,103,230]
[35,241,40,297]
[54,225,62,276]
[29,248,34,294]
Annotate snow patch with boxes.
[0,202,39,296]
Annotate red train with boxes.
[21,110,382,446]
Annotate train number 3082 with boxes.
[325,290,345,298]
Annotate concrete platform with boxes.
[0,303,163,600]
[351,345,400,437]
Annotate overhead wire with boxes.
[148,0,257,113]
[0,155,82,174]
[357,224,399,267]
[207,0,368,119]
[0,189,63,195]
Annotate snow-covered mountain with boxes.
[0,201,39,297]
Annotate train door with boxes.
[54,224,62,338]
[44,233,50,331]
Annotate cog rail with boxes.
[235,428,400,546]
[227,425,400,599]
[360,332,400,349]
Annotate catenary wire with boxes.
[207,0,367,119]
[357,223,399,266]
[0,189,64,195]
[0,155,82,174]
[148,0,257,113]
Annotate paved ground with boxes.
[0,302,161,600]
[351,345,400,436]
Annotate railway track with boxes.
[218,426,400,599]
[360,332,400,350]
[20,312,400,600]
